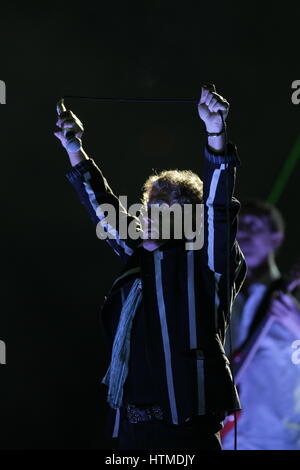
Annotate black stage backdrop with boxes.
[0,1,300,449]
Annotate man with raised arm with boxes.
[54,85,246,451]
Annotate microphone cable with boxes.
[219,110,238,451]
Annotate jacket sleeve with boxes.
[202,142,247,319]
[65,157,142,263]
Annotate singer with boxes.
[54,85,246,451]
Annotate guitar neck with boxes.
[233,314,274,385]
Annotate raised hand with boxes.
[197,84,229,133]
[54,99,84,151]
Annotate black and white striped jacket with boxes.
[65,143,247,437]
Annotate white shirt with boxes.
[223,278,300,450]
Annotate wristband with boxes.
[206,128,225,137]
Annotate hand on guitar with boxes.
[269,291,300,337]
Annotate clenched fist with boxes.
[54,99,84,151]
[197,84,229,133]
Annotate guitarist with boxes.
[223,200,300,450]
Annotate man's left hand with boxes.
[198,84,229,133]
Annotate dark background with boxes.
[0,1,300,449]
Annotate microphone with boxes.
[63,129,82,152]
[56,98,82,153]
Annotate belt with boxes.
[125,403,164,423]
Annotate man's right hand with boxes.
[54,101,84,151]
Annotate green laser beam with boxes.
[267,133,300,205]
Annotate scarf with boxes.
[101,277,143,409]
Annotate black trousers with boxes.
[117,407,223,451]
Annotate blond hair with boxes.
[141,169,203,206]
